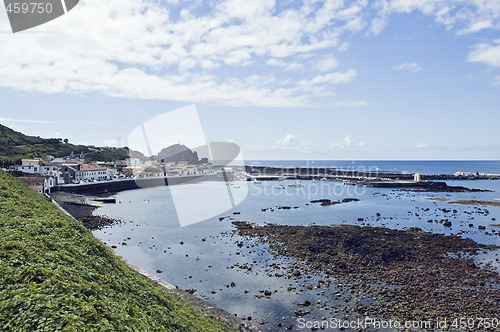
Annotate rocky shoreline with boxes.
[233,221,500,331]
[49,192,260,331]
[50,191,120,230]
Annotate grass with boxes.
[0,170,233,331]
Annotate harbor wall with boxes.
[54,174,224,195]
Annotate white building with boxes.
[75,164,110,182]
[124,158,141,166]
[16,159,65,184]
[18,176,55,194]
[414,172,421,182]
[16,159,42,174]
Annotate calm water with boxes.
[92,161,500,331]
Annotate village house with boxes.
[74,164,110,183]
[17,176,55,194]
[60,163,110,183]
[124,158,141,166]
[16,159,64,184]
[16,159,42,174]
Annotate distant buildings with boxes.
[75,164,110,182]
[123,158,141,166]
[16,159,42,174]
[60,163,111,183]
[15,159,110,184]
[17,176,55,194]
[11,152,216,191]
[16,159,63,184]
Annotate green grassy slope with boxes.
[0,170,232,331]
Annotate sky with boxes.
[0,0,499,160]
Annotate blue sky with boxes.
[0,0,499,160]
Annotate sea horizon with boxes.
[244,160,500,175]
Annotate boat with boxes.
[233,184,240,188]
[288,182,304,187]
[253,179,262,184]
[312,179,319,183]
[320,177,328,181]
[275,185,285,189]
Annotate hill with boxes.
[0,170,233,331]
[0,124,129,163]
[155,144,205,164]
[0,124,207,165]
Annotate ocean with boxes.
[245,160,500,175]
[92,160,500,331]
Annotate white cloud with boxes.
[255,134,314,152]
[382,0,500,35]
[393,62,423,72]
[416,142,431,149]
[333,100,367,107]
[298,70,357,87]
[1,0,500,108]
[468,39,500,69]
[329,136,353,149]
[316,58,339,72]
[0,0,373,107]
[458,20,493,34]
[0,117,56,124]
[274,134,296,148]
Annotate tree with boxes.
[63,138,69,144]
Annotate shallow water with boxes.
[92,178,500,331]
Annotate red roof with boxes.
[80,164,107,171]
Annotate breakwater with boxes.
[245,166,500,181]
[55,174,226,195]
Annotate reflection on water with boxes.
[92,179,500,331]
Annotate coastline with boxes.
[233,221,500,330]
[61,172,500,330]
[49,190,260,331]
[50,191,119,230]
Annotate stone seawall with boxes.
[246,166,500,181]
[55,174,224,195]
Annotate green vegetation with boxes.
[0,124,129,163]
[0,171,233,331]
[448,199,500,207]
[428,197,500,207]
